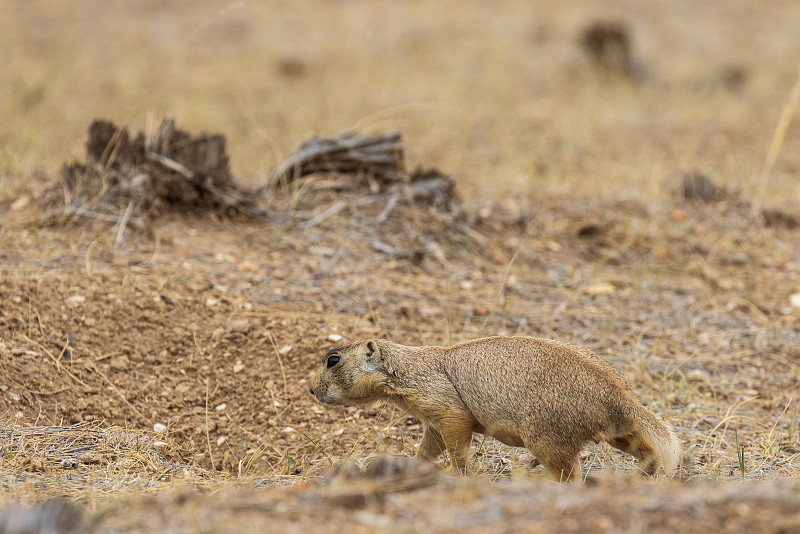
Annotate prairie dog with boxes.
[309,336,681,481]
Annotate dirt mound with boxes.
[9,470,800,533]
[0,498,83,534]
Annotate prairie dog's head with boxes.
[309,340,389,406]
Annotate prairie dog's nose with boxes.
[309,387,315,396]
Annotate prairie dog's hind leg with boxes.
[529,442,581,482]
[416,424,446,462]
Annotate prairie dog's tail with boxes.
[633,405,682,476]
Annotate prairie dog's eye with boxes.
[327,355,340,368]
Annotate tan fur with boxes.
[309,336,681,481]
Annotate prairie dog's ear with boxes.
[358,340,383,372]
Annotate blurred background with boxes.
[2,0,799,206]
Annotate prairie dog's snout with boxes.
[310,342,381,406]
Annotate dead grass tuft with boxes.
[0,420,216,506]
[674,170,728,204]
[579,21,638,80]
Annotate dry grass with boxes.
[0,421,218,508]
[3,1,800,205]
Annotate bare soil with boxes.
[2,186,800,531]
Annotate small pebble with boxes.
[61,458,79,469]
[225,319,250,333]
[66,295,86,306]
[583,282,615,296]
[686,369,710,383]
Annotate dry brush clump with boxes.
[268,131,406,189]
[41,120,461,254]
[264,130,463,259]
[51,118,260,229]
[269,130,459,216]
[579,21,639,80]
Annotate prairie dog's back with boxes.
[443,337,632,430]
[444,336,627,386]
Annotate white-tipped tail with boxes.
[639,408,682,475]
[652,422,681,475]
